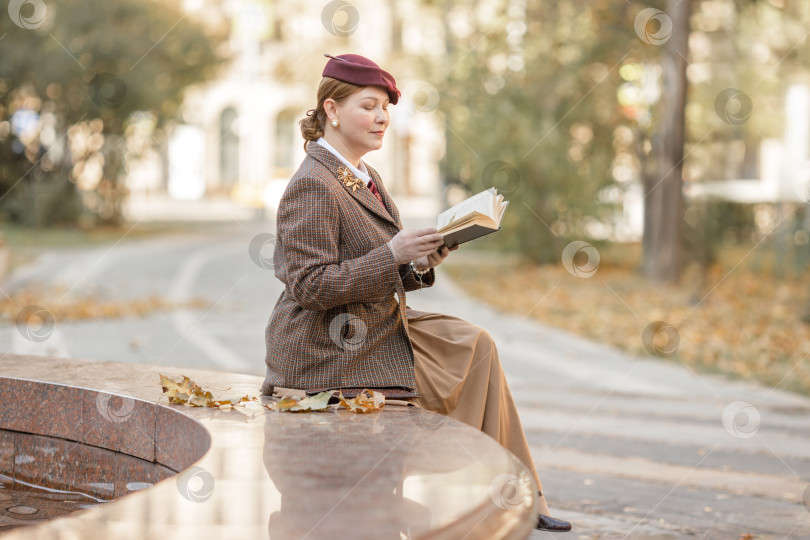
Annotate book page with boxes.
[496,199,509,225]
[437,188,500,230]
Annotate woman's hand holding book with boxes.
[412,244,459,271]
[387,227,447,266]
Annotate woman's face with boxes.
[326,86,390,157]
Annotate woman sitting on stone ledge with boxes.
[260,52,571,533]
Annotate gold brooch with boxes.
[336,166,365,192]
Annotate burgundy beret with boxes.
[322,53,401,105]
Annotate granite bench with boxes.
[0,354,538,539]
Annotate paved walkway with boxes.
[3,220,810,539]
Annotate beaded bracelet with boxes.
[410,260,430,289]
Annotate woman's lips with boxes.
[371,130,384,136]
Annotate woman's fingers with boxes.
[424,237,443,247]
[417,244,455,270]
[391,228,445,264]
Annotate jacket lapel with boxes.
[306,141,398,227]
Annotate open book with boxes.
[437,187,509,248]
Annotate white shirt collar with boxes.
[316,137,370,183]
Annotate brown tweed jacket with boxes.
[261,140,436,394]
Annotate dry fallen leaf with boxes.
[159,373,210,405]
[211,395,255,408]
[266,389,386,414]
[337,389,385,414]
[267,391,335,412]
[269,396,301,411]
[291,391,335,411]
[159,374,257,410]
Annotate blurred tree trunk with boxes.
[642,0,692,283]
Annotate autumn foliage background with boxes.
[1,0,810,396]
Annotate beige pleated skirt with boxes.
[407,311,543,493]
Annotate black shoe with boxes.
[536,514,572,531]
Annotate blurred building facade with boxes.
[684,84,810,206]
[126,0,446,222]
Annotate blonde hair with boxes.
[300,77,364,150]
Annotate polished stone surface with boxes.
[0,473,102,532]
[0,355,538,539]
[0,428,169,532]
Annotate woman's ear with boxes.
[323,98,337,123]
